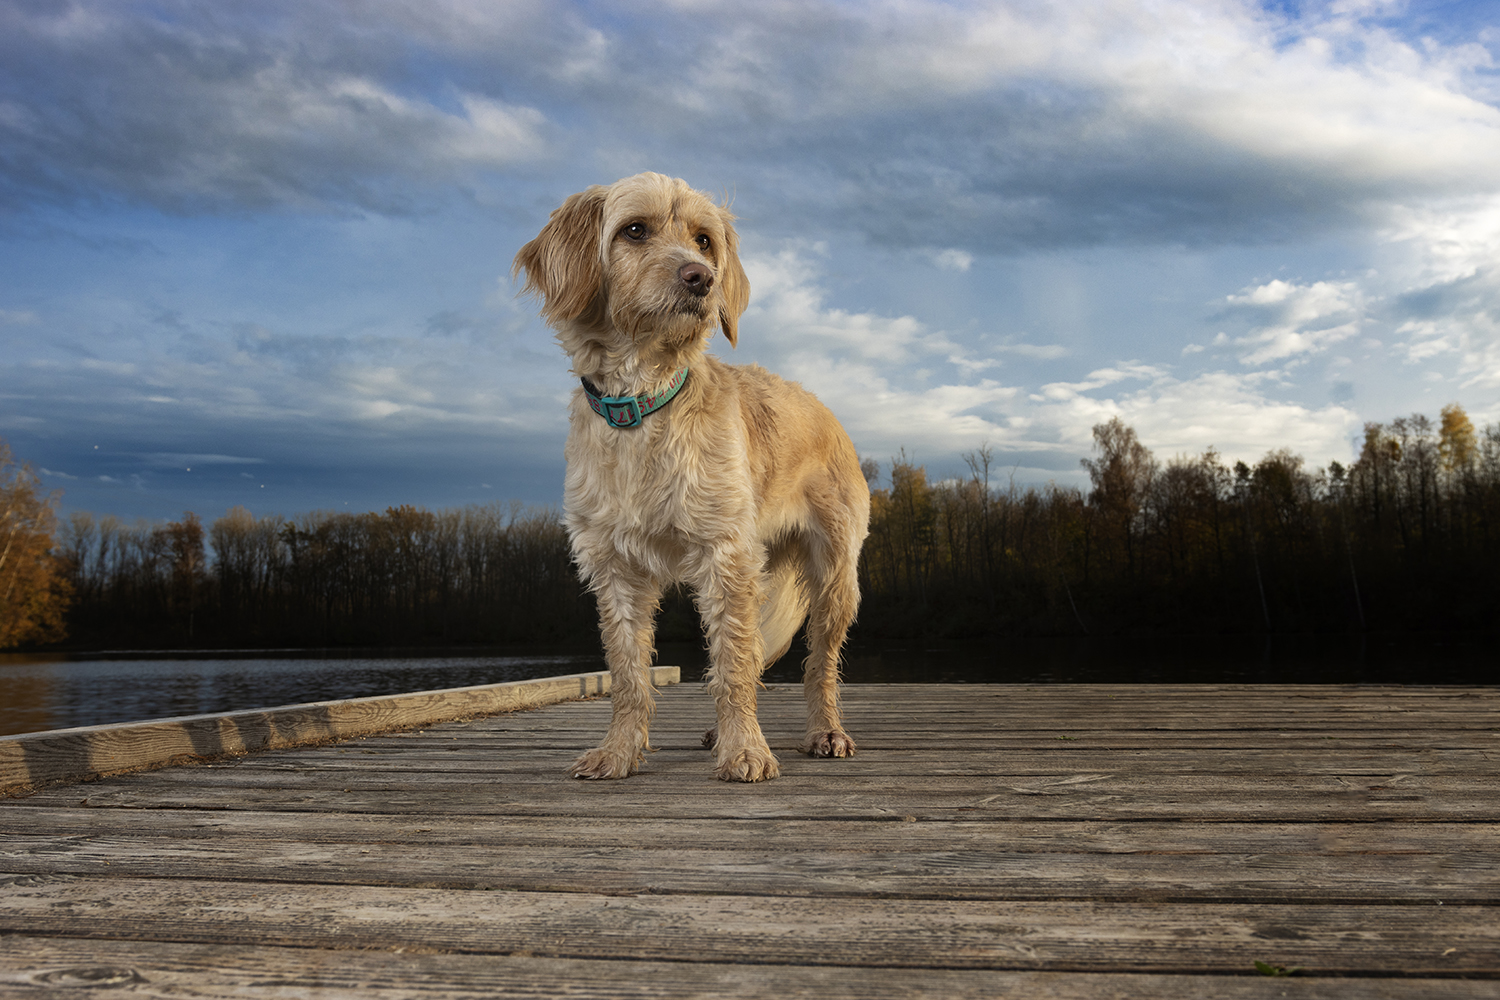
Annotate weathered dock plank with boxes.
[0,666,678,796]
[4,937,1494,1000]
[3,875,1496,975]
[2,832,1493,903]
[2,680,1497,998]
[25,779,1498,821]
[4,809,1497,856]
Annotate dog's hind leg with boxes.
[799,525,861,759]
[702,548,807,752]
[572,573,662,779]
[694,546,781,782]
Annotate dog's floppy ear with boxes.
[512,186,608,324]
[716,210,750,348]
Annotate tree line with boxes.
[1,404,1496,650]
[858,405,1499,638]
[55,502,594,648]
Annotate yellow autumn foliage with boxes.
[0,439,71,647]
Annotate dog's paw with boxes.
[802,730,857,758]
[714,744,781,783]
[701,727,717,750]
[571,747,638,780]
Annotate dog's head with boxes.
[512,173,750,361]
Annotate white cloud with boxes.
[742,247,931,366]
[1110,371,1361,466]
[943,2,1499,186]
[1034,363,1168,402]
[1381,195,1500,284]
[1396,319,1457,364]
[451,94,549,162]
[1222,278,1363,365]
[734,246,1363,472]
[996,342,1069,360]
[926,248,974,272]
[1018,365,1361,466]
[1375,195,1500,390]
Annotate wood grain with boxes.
[4,807,1496,855]
[2,833,1494,903]
[4,937,1491,1000]
[3,874,1495,975]
[21,775,1499,821]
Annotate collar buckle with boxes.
[599,395,643,428]
[581,368,689,430]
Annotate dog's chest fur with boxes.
[562,381,758,580]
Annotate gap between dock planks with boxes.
[0,666,679,797]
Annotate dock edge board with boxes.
[0,666,677,797]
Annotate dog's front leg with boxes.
[695,547,780,783]
[572,572,661,780]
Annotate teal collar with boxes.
[581,368,689,429]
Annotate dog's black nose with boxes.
[678,262,713,296]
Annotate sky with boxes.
[3,0,1499,524]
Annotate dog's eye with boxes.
[695,234,712,253]
[622,223,648,242]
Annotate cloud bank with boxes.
[0,0,1496,519]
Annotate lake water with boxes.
[0,633,1492,737]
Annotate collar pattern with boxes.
[580,367,690,429]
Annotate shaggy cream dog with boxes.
[513,172,870,782]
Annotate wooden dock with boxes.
[2,679,1497,997]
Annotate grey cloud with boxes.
[422,310,517,344]
[10,373,569,522]
[425,310,472,337]
[230,323,362,366]
[1391,268,1500,324]
[139,453,267,467]
[530,2,1500,251]
[3,0,1497,252]
[755,119,1369,252]
[0,1,557,214]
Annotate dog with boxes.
[513,172,870,782]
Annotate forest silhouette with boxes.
[7,405,1497,651]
